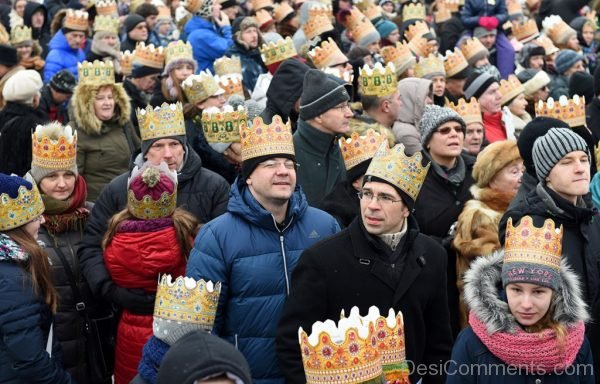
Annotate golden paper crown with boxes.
[133,42,165,69]
[339,129,386,170]
[498,75,525,106]
[512,18,539,43]
[157,6,172,20]
[182,71,223,104]
[506,0,522,16]
[184,0,204,13]
[365,142,430,201]
[359,62,398,97]
[404,20,429,42]
[137,102,187,142]
[434,7,452,24]
[534,35,559,55]
[120,50,134,76]
[273,2,294,22]
[77,60,115,86]
[308,3,333,20]
[542,15,575,45]
[303,13,334,39]
[154,275,222,332]
[63,9,89,32]
[10,25,31,45]
[443,48,468,77]
[202,105,247,143]
[253,0,274,11]
[165,40,194,67]
[260,37,297,66]
[446,97,482,125]
[256,9,274,27]
[402,2,425,20]
[241,115,295,161]
[95,0,118,16]
[381,42,415,74]
[406,35,430,58]
[308,37,348,69]
[0,176,44,232]
[460,37,487,62]
[322,66,354,83]
[535,95,586,128]
[414,53,445,79]
[31,123,77,174]
[345,7,378,44]
[93,15,119,34]
[127,164,177,220]
[354,0,381,21]
[504,216,562,272]
[217,75,245,98]
[214,55,242,76]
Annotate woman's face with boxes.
[172,63,194,82]
[16,44,32,59]
[528,55,544,69]
[582,24,595,46]
[431,75,446,97]
[489,159,524,195]
[506,283,553,327]
[567,34,581,51]
[381,2,394,13]
[93,86,115,121]
[14,0,26,17]
[39,171,77,201]
[386,28,400,44]
[23,215,44,240]
[508,93,528,117]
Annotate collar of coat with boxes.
[296,119,340,154]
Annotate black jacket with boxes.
[276,217,453,384]
[123,78,147,137]
[23,2,51,58]
[38,84,69,124]
[536,0,589,27]
[586,97,600,144]
[319,180,360,228]
[436,14,464,54]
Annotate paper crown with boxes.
[534,35,559,55]
[446,97,482,125]
[443,48,468,77]
[183,0,204,13]
[542,15,575,45]
[308,3,333,20]
[365,142,430,201]
[359,62,398,97]
[93,14,120,34]
[63,9,89,32]
[120,50,134,76]
[137,102,187,142]
[506,0,522,16]
[298,314,384,384]
[217,75,245,98]
[498,75,525,106]
[535,95,586,128]
[214,55,242,76]
[253,0,274,11]
[322,66,354,83]
[165,40,194,67]
[202,105,247,143]
[308,38,348,69]
[406,35,431,58]
[240,115,295,161]
[31,124,77,174]
[460,37,487,62]
[303,13,334,39]
[0,175,45,232]
[438,0,459,13]
[260,37,297,66]
[344,8,378,44]
[353,0,381,21]
[512,18,539,43]
[404,20,429,42]
[182,70,222,105]
[127,163,178,220]
[95,0,118,16]
[133,42,165,69]
[154,275,222,334]
[414,53,445,79]
[273,1,295,22]
[157,5,172,20]
[339,129,386,170]
[78,60,115,86]
[256,9,274,28]
[402,2,425,20]
[10,25,31,45]
[381,42,415,74]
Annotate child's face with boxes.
[158,22,170,35]
[582,24,595,46]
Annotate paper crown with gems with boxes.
[121,50,134,76]
[181,70,223,105]
[31,123,77,175]
[381,42,415,74]
[260,37,297,66]
[535,95,586,128]
[460,37,487,62]
[217,75,245,98]
[298,313,384,384]
[542,15,575,45]
[498,75,525,106]
[10,25,31,45]
[365,142,430,201]
[127,162,177,220]
[240,115,295,161]
[202,105,247,143]
[93,14,119,33]
[443,48,468,77]
[506,0,522,17]
[214,55,242,77]
[534,35,559,55]
[308,3,333,19]
[308,38,348,69]
[133,43,165,69]
[339,129,386,170]
[414,53,445,79]
[322,66,353,83]
[402,2,425,20]
[404,20,429,42]
[353,0,381,21]
[153,275,222,343]
[446,97,482,125]
[512,18,539,43]
[303,13,334,39]
[344,8,378,44]
[165,40,194,68]
[406,35,431,58]
[359,62,397,97]
[137,102,187,142]
[95,0,118,16]
[273,1,294,22]
[0,174,45,232]
[78,60,115,86]
[63,9,88,32]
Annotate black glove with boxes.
[104,284,156,315]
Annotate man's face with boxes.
[146,14,158,30]
[478,33,496,49]
[478,82,502,113]
[360,181,409,235]
[241,26,259,49]
[136,73,159,92]
[313,101,353,135]
[223,5,239,20]
[65,31,85,49]
[463,123,484,155]
[101,34,118,47]
[246,157,297,205]
[383,90,402,120]
[145,138,185,170]
[445,77,466,97]
[129,22,148,41]
[546,150,590,204]
[31,10,45,28]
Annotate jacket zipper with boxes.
[272,216,294,296]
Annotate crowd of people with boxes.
[1,0,600,382]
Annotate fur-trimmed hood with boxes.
[464,250,589,335]
[70,83,131,135]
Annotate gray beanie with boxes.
[299,69,350,120]
[419,104,466,146]
[555,49,583,75]
[532,127,589,182]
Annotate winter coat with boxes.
[585,97,600,144]
[460,0,508,30]
[447,251,594,384]
[549,74,569,100]
[123,78,147,137]
[392,78,432,154]
[225,42,267,93]
[293,119,346,207]
[44,30,86,82]
[536,0,589,27]
[186,178,340,384]
[184,16,233,72]
[437,14,464,53]
[38,84,70,124]
[0,234,74,384]
[69,83,140,201]
[276,216,453,384]
[23,2,51,58]
[0,101,46,176]
[120,37,144,53]
[320,180,360,228]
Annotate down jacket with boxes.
[186,178,340,384]
[184,16,233,73]
[44,29,86,82]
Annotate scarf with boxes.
[482,111,506,143]
[424,149,466,188]
[138,336,170,384]
[42,176,90,234]
[469,312,585,373]
[0,233,28,262]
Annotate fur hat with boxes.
[2,69,42,106]
[517,68,550,97]
[472,140,521,188]
[533,127,590,182]
[71,83,131,136]
[418,104,466,147]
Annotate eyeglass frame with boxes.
[258,159,299,170]
[357,189,404,205]
[435,124,465,135]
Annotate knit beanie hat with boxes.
[0,173,45,232]
[2,69,42,106]
[124,13,145,33]
[517,68,551,97]
[0,44,18,67]
[299,69,350,120]
[517,117,569,177]
[375,18,397,39]
[127,162,177,219]
[463,71,496,100]
[30,123,78,184]
[196,0,214,18]
[473,26,497,38]
[532,127,589,182]
[569,71,594,102]
[554,49,583,75]
[418,104,466,147]
[472,140,521,188]
[50,69,77,94]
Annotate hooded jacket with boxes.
[44,30,86,82]
[392,77,432,155]
[185,16,233,72]
[23,2,50,58]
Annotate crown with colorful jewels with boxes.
[298,314,384,384]
[0,175,44,232]
[31,123,77,175]
[121,50,134,76]
[365,142,430,201]
[443,48,468,77]
[506,0,522,17]
[165,40,194,68]
[10,25,31,45]
[78,60,115,86]
[381,42,416,74]
[303,13,334,39]
[402,2,425,20]
[127,163,178,220]
[137,102,187,142]
[93,15,120,34]
[63,9,89,32]
[202,105,246,143]
[153,275,222,336]
[308,37,349,69]
[354,0,381,21]
[534,35,559,55]
[404,20,429,42]
[460,37,487,62]
[512,18,539,43]
[183,0,204,13]
[339,129,386,170]
[95,0,118,16]
[359,62,398,97]
[504,216,562,273]
[308,2,333,19]
[273,2,294,22]
[406,35,430,57]
[133,42,165,69]
[344,7,378,44]
[217,75,245,98]
[542,15,575,45]
[253,0,274,11]
[434,7,451,24]
[535,95,586,128]
[260,37,297,66]
[446,97,482,125]
[498,75,525,106]
[240,115,295,161]
[214,55,242,77]
[414,53,445,79]
[322,67,354,83]
[181,70,223,104]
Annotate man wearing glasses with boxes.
[276,142,453,384]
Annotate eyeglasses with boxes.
[435,125,465,135]
[259,160,297,170]
[333,102,351,112]
[357,190,403,205]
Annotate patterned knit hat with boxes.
[127,162,178,220]
[30,123,78,184]
[0,173,45,231]
[532,127,589,182]
[418,104,466,147]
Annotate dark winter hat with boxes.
[0,44,18,67]
[131,65,162,78]
[299,69,350,120]
[50,69,77,94]
[156,330,252,384]
[221,0,238,9]
[532,127,590,182]
[463,71,496,100]
[473,26,497,38]
[419,104,466,146]
[518,43,546,68]
[124,13,146,33]
[554,49,583,75]
[517,117,569,177]
[568,71,594,103]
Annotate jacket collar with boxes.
[296,119,339,154]
[535,183,595,223]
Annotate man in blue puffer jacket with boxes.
[44,10,87,82]
[186,117,340,383]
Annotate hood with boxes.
[464,250,589,335]
[397,77,431,125]
[48,29,78,52]
[569,16,591,48]
[264,58,310,119]
[23,2,47,30]
[183,15,214,37]
[70,83,131,135]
